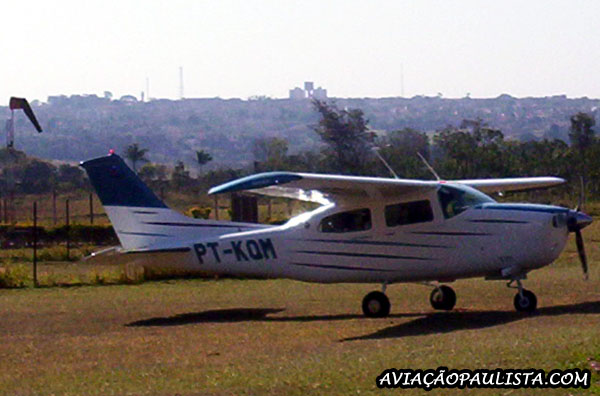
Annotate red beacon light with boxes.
[108,149,115,155]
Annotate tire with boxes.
[514,289,537,313]
[430,285,457,310]
[362,291,391,318]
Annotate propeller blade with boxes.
[575,230,589,280]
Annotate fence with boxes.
[0,191,106,226]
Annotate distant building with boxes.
[48,94,109,106]
[289,81,328,100]
[289,87,305,100]
[119,95,138,102]
[48,95,69,106]
[304,81,314,93]
[313,87,327,100]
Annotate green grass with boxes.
[1,210,600,395]
[0,263,598,395]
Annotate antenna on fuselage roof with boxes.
[417,152,441,181]
[371,146,399,179]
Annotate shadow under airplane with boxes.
[342,300,600,342]
[126,308,423,327]
[125,300,600,342]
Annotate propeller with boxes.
[575,230,588,280]
[568,176,592,280]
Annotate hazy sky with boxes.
[1,0,599,104]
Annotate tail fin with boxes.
[81,154,260,250]
[81,154,167,209]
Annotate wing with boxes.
[208,172,566,204]
[453,177,565,193]
[208,172,438,204]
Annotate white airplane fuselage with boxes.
[119,191,570,284]
[82,153,592,314]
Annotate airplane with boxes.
[80,153,593,317]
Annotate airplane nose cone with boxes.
[567,210,593,232]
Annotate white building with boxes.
[288,81,328,100]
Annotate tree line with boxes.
[249,101,596,201]
[9,94,600,169]
[2,100,597,203]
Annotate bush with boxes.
[188,206,212,219]
[0,263,29,288]
[0,224,118,248]
[38,246,73,261]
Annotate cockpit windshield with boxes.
[437,184,495,218]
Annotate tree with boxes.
[312,99,375,174]
[195,150,213,173]
[124,143,149,173]
[252,137,289,171]
[377,128,431,179]
[21,160,56,194]
[433,119,505,179]
[138,163,158,183]
[56,164,85,191]
[171,161,192,190]
[569,112,595,187]
[138,162,169,190]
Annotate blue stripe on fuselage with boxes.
[476,203,568,214]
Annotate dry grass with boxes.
[0,262,598,395]
[0,206,599,395]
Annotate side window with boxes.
[319,208,371,233]
[437,185,494,219]
[385,200,433,227]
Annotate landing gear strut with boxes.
[362,283,390,317]
[509,279,537,313]
[429,285,456,310]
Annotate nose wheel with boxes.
[362,291,391,318]
[429,285,456,310]
[509,279,538,313]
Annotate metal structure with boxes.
[3,97,42,223]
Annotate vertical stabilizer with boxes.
[81,154,262,250]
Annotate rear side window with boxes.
[385,200,433,227]
[319,208,371,233]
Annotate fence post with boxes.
[214,195,219,220]
[9,191,14,224]
[89,193,94,225]
[65,199,70,260]
[33,202,38,287]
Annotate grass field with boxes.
[0,260,599,395]
[1,208,600,395]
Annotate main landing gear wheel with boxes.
[362,291,391,318]
[430,285,456,310]
[513,289,537,313]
